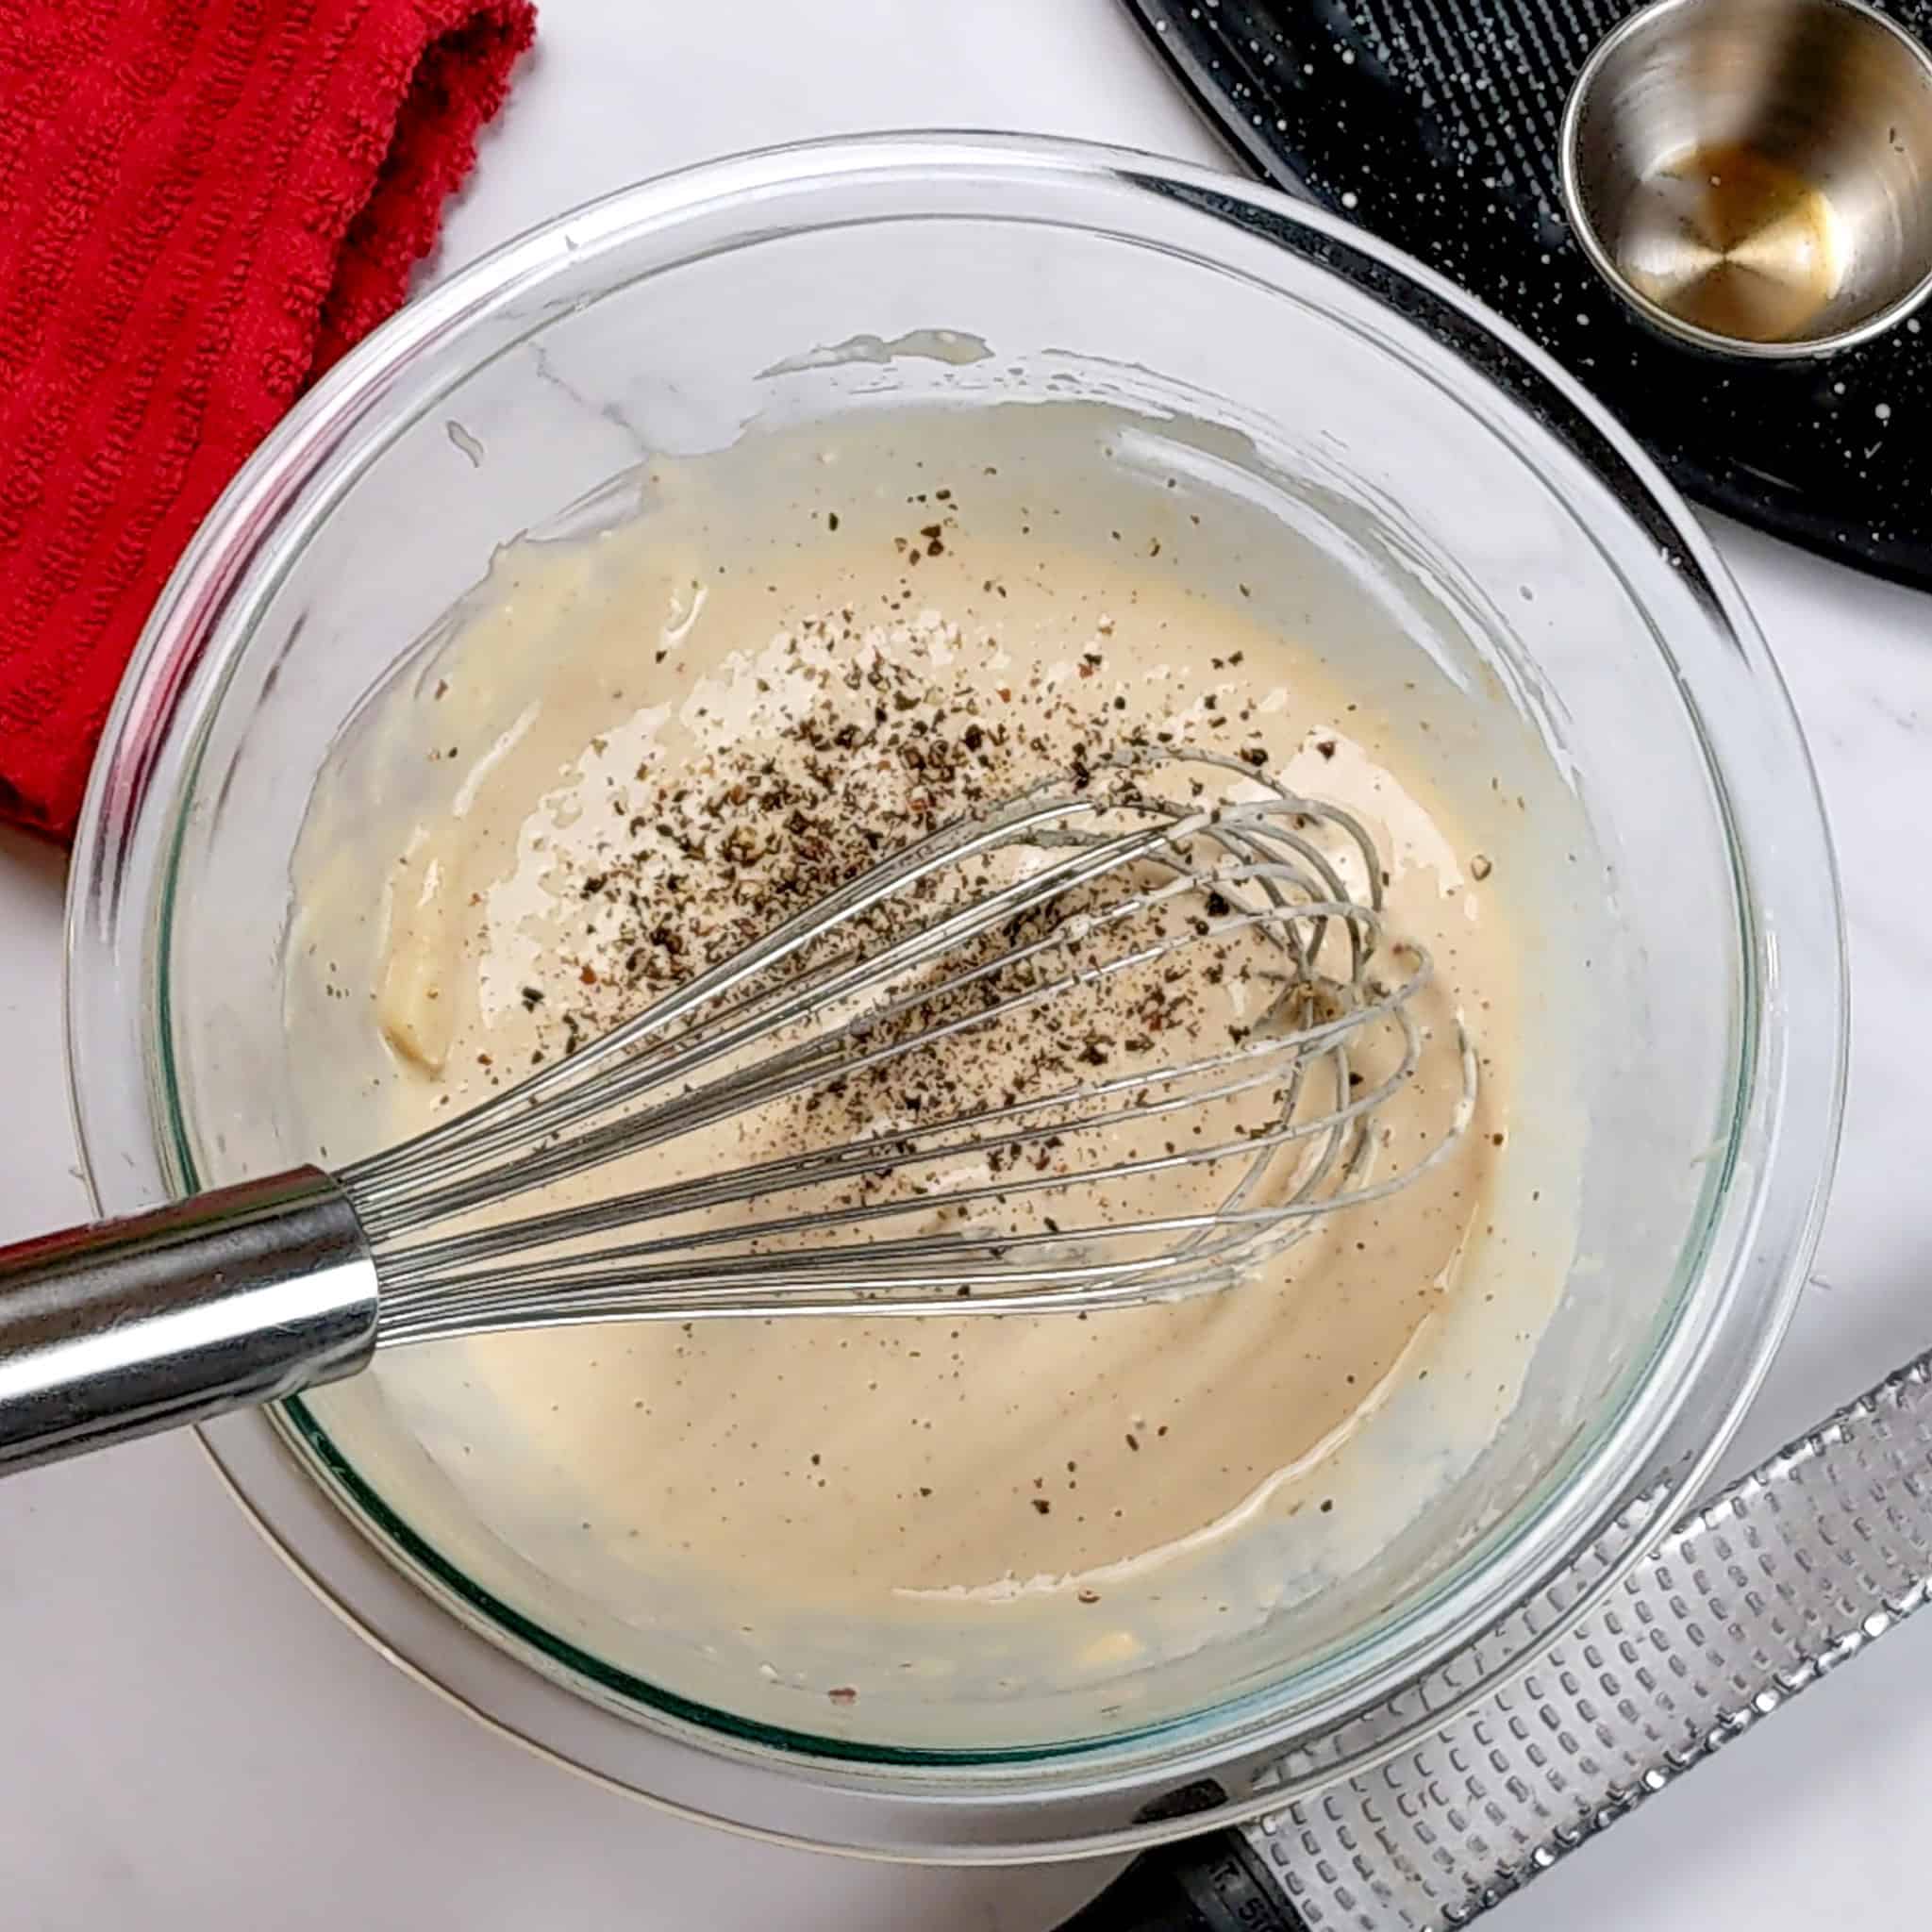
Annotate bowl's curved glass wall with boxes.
[106,146,1814,1773]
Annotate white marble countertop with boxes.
[4,2,1930,1924]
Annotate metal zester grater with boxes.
[1062,1344,1932,1927]
[1126,0,1932,591]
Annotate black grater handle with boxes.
[1056,1833,1308,1931]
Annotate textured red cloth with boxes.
[0,0,536,839]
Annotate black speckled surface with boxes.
[1127,0,1932,590]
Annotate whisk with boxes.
[0,748,1472,1474]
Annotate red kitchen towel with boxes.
[0,0,537,840]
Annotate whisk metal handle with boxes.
[0,1167,379,1475]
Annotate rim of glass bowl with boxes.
[63,134,1846,1860]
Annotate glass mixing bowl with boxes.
[63,135,1844,1858]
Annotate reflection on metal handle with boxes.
[0,1167,379,1474]
[1242,1348,1932,1926]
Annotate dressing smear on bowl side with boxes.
[281,400,1580,1749]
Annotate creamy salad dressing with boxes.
[284,403,1575,1735]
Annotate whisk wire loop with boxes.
[344,751,1473,1343]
